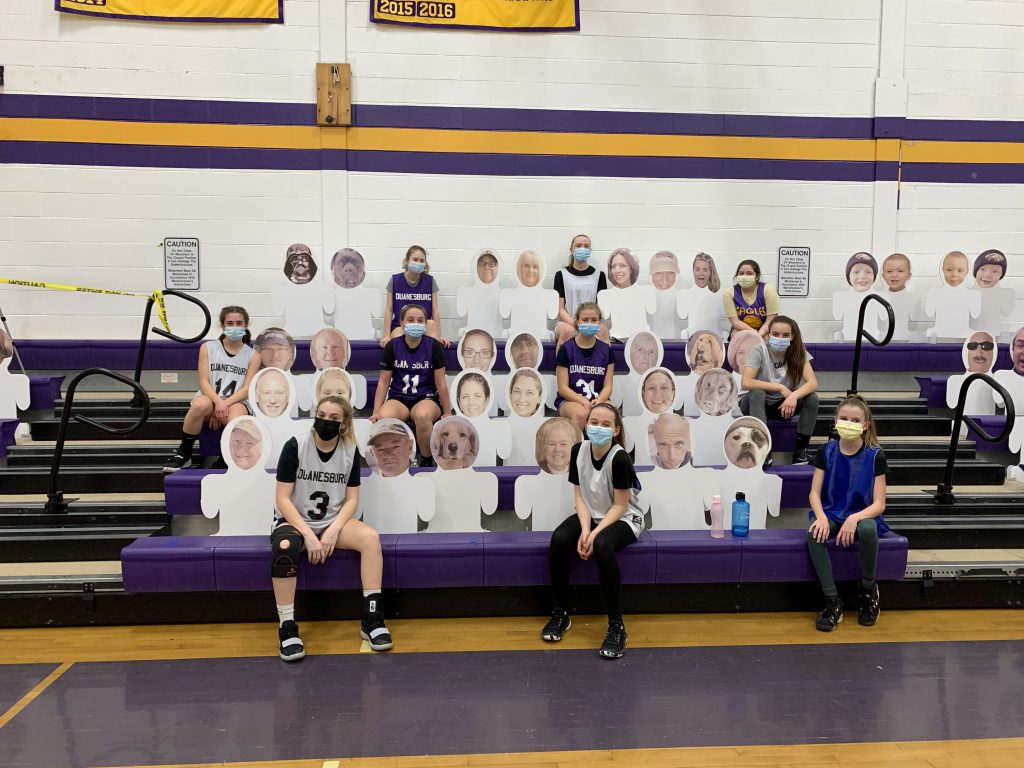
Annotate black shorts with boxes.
[386,392,440,410]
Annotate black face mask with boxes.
[313,417,342,441]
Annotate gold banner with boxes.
[55,0,283,23]
[1,278,170,333]
[370,0,579,31]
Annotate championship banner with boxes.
[55,0,283,24]
[370,0,579,32]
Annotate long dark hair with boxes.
[734,259,762,281]
[590,401,627,450]
[767,315,806,389]
[218,305,251,345]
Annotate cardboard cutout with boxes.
[360,418,435,533]
[640,413,720,529]
[500,251,558,339]
[946,332,998,417]
[255,328,300,417]
[624,367,682,465]
[691,368,739,467]
[725,329,763,397]
[678,287,728,341]
[926,252,981,340]
[457,329,498,373]
[506,331,543,371]
[311,367,367,410]
[615,332,664,417]
[599,248,656,339]
[451,369,510,464]
[718,416,781,530]
[833,253,884,341]
[649,251,685,338]
[514,417,580,530]
[327,248,380,339]
[272,244,330,338]
[310,327,351,371]
[0,331,30,420]
[505,368,548,465]
[993,328,1024,453]
[200,416,275,535]
[426,416,498,532]
[880,253,916,342]
[457,249,505,337]
[249,367,303,467]
[971,250,1014,334]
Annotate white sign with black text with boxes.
[777,247,811,297]
[163,238,200,291]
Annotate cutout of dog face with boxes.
[430,416,480,471]
[508,367,546,418]
[724,416,772,469]
[221,416,271,471]
[506,331,543,370]
[647,413,692,470]
[626,331,662,375]
[458,329,497,372]
[695,368,737,417]
[331,248,366,288]
[284,243,317,285]
[638,367,676,416]
[535,417,581,474]
[963,331,996,374]
[366,418,415,477]
[686,330,725,375]
[250,367,295,419]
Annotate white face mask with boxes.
[835,419,865,439]
[736,275,757,288]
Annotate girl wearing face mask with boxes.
[542,402,644,660]
[807,396,889,633]
[553,233,611,350]
[555,302,616,434]
[164,306,260,473]
[271,395,393,661]
[372,304,452,466]
[739,315,819,465]
[724,259,780,339]
[381,245,450,348]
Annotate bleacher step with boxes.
[0,466,168,493]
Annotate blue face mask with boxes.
[768,336,791,352]
[573,248,591,263]
[578,323,601,337]
[586,425,614,446]
[407,261,426,274]
[404,322,426,338]
[223,327,246,341]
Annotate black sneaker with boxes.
[599,621,628,659]
[278,620,305,662]
[792,447,815,465]
[858,583,880,626]
[163,453,190,474]
[815,597,843,632]
[762,455,774,470]
[360,615,394,651]
[417,455,435,468]
[541,610,571,642]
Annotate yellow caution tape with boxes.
[0,278,171,333]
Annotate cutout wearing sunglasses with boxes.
[966,341,995,351]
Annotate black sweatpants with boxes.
[549,515,637,623]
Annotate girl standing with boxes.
[272,395,392,660]
[555,302,616,433]
[382,245,448,346]
[164,306,260,472]
[553,234,610,349]
[542,402,644,659]
[807,395,888,632]
[724,259,780,338]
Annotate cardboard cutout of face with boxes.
[310,327,351,371]
[941,251,970,288]
[974,250,1007,289]
[430,416,480,470]
[251,367,295,419]
[366,418,415,477]
[331,248,366,289]
[452,369,494,419]
[692,254,716,289]
[695,368,738,416]
[314,367,355,404]
[0,329,12,364]
[474,249,501,286]
[727,330,761,374]
[963,331,997,374]
[458,330,497,372]
[284,243,316,285]
[607,248,639,288]
[686,331,725,375]
[1012,328,1024,377]
[724,416,772,469]
[648,413,692,470]
[506,332,543,370]
[254,327,296,372]
[649,251,679,291]
[535,416,580,474]
[626,332,662,375]
[638,367,677,416]
[515,250,545,288]
[221,416,271,471]
[508,367,546,418]
[881,253,912,292]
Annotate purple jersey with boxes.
[382,336,446,400]
[554,338,613,408]
[390,272,435,331]
[733,282,767,330]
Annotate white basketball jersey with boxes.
[277,432,356,532]
[206,340,255,398]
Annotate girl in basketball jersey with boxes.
[372,303,452,466]
[164,306,260,472]
[381,245,449,347]
[553,234,610,350]
[271,395,392,660]
[542,402,643,659]
[555,302,616,433]
[807,396,889,632]
[723,259,781,339]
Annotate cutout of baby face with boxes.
[975,264,1003,290]
[509,333,541,369]
[255,370,290,418]
[315,368,353,403]
[641,369,676,415]
[476,253,499,285]
[848,263,876,292]
[942,252,969,288]
[509,369,544,418]
[516,251,543,288]
[964,332,996,374]
[695,369,737,417]
[882,255,912,292]
[459,331,496,372]
[311,328,350,371]
[649,413,691,470]
[688,331,724,375]
[538,418,578,474]
[455,372,491,418]
[628,332,660,375]
[724,417,772,469]
[228,424,262,470]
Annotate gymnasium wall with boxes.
[1,0,1022,342]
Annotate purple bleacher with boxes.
[396,532,484,587]
[213,535,300,591]
[914,375,950,408]
[197,425,223,457]
[739,529,908,582]
[28,375,64,410]
[482,531,551,586]
[0,419,18,459]
[121,536,222,592]
[648,530,743,583]
[966,415,1011,452]
[570,532,657,585]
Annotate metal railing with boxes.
[45,368,151,514]
[847,294,895,396]
[131,289,211,406]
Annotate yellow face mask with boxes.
[835,419,865,439]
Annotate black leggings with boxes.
[549,515,637,623]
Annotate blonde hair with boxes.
[835,395,879,449]
[314,395,356,445]
[316,368,352,402]
[402,245,429,273]
[535,417,581,468]
[573,301,603,326]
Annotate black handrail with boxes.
[45,368,151,514]
[847,294,895,396]
[935,373,1015,505]
[131,289,211,406]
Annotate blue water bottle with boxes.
[731,491,750,537]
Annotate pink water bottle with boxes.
[710,494,724,538]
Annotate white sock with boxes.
[276,603,295,626]
[362,589,374,597]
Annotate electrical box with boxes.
[316,63,351,127]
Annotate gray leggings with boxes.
[806,517,879,596]
[740,389,819,437]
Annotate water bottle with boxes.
[731,491,750,538]
[710,495,724,539]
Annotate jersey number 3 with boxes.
[307,491,330,520]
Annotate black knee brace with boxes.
[271,526,304,578]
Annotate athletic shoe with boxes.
[858,583,880,627]
[163,453,190,474]
[761,455,774,470]
[541,610,571,642]
[360,616,394,651]
[815,597,844,632]
[417,455,435,468]
[599,621,628,659]
[278,620,305,662]
[792,447,815,465]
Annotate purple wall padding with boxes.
[915,376,950,408]
[966,416,1011,453]
[0,419,18,459]
[28,376,64,410]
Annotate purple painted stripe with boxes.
[901,162,1024,185]
[904,118,1024,143]
[54,0,283,23]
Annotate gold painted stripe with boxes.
[95,736,1024,768]
[0,661,73,730]
[902,138,1024,164]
